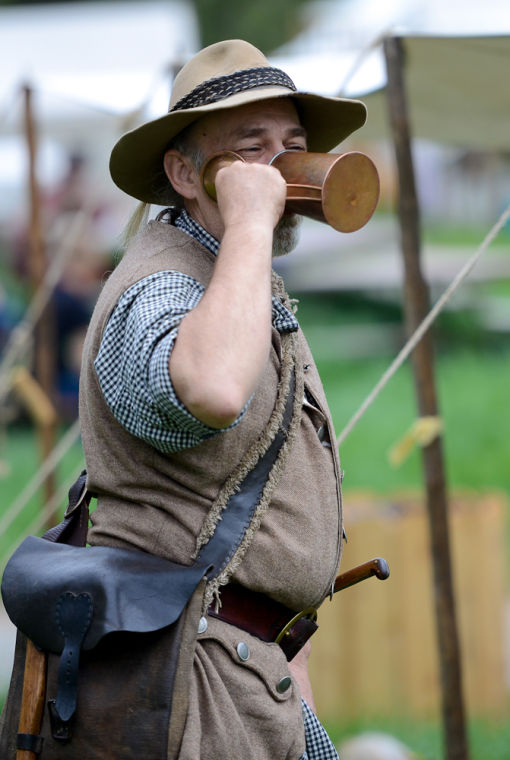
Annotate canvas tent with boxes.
[0,1,199,217]
[345,34,510,150]
[0,0,198,131]
[273,0,510,150]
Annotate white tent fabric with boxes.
[0,1,198,215]
[348,35,510,150]
[0,0,198,138]
[273,0,510,150]
[2,0,508,151]
[1,0,508,203]
[277,0,510,54]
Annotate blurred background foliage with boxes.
[192,0,309,52]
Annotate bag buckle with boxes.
[274,606,318,644]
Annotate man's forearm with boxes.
[169,222,273,428]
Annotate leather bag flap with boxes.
[1,536,207,654]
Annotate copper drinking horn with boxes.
[200,149,380,233]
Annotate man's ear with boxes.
[163,150,198,200]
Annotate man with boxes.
[79,40,367,759]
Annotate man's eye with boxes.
[287,144,306,152]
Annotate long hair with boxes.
[119,124,204,250]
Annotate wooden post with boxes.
[16,639,47,760]
[382,36,469,759]
[23,84,58,520]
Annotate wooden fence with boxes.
[309,490,508,720]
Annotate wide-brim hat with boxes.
[110,39,368,205]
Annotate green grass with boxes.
[423,221,510,249]
[290,288,510,495]
[327,715,442,760]
[0,426,84,563]
[315,349,510,495]
[324,715,510,760]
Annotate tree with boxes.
[191,0,308,53]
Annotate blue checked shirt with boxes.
[94,210,298,454]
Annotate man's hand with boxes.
[288,641,316,712]
[215,160,287,234]
[169,160,284,429]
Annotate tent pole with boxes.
[23,84,58,525]
[382,36,469,760]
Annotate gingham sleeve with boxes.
[94,270,246,453]
[301,699,340,759]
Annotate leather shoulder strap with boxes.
[197,369,295,576]
[45,367,295,582]
[43,471,90,547]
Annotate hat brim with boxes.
[109,85,367,205]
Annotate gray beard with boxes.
[272,214,302,258]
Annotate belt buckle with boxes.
[274,606,318,644]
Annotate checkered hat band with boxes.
[170,67,297,112]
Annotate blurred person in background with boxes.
[6,150,114,418]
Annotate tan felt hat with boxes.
[109,39,367,204]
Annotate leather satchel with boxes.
[0,473,207,760]
[0,371,296,759]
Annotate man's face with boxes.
[182,98,307,251]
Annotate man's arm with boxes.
[94,272,233,453]
[169,161,286,428]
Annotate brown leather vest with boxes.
[79,221,343,611]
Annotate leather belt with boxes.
[208,583,318,661]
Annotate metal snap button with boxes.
[276,676,292,693]
[198,616,208,634]
[236,642,250,661]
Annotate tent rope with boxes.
[336,31,387,97]
[337,202,510,447]
[26,464,84,538]
[0,417,81,540]
[2,60,182,133]
[0,464,83,572]
[0,85,23,129]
